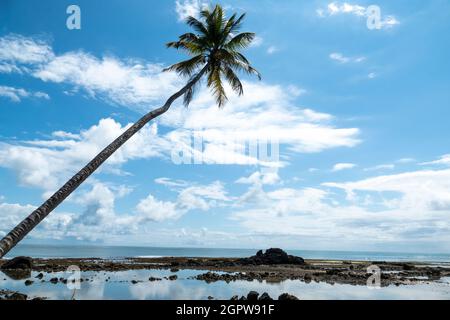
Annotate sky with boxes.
[0,0,450,253]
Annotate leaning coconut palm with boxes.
[0,4,260,258]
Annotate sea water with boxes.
[5,244,450,263]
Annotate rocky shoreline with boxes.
[1,249,449,300]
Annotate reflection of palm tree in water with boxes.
[71,288,77,300]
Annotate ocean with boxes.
[5,244,450,262]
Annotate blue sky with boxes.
[1,0,450,252]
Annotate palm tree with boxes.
[0,4,260,258]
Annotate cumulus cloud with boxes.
[421,154,450,167]
[0,34,181,110]
[364,164,395,172]
[0,34,54,65]
[0,118,168,193]
[163,81,360,165]
[317,2,400,30]
[236,169,280,186]
[329,52,365,64]
[135,194,180,222]
[332,163,357,172]
[175,0,209,21]
[230,167,450,249]
[0,177,230,241]
[34,53,181,109]
[0,86,49,102]
[267,46,279,55]
[323,169,450,211]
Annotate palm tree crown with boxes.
[164,4,261,107]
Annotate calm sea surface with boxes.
[5,244,450,262]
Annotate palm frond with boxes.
[216,49,262,80]
[224,32,255,51]
[186,16,209,36]
[208,65,227,108]
[229,13,246,34]
[163,54,205,76]
[223,65,243,96]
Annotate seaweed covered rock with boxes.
[240,249,304,265]
[1,256,33,270]
[278,293,299,300]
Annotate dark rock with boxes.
[326,269,342,275]
[168,275,178,281]
[131,280,139,284]
[247,291,259,301]
[239,296,247,301]
[8,292,28,300]
[259,292,273,301]
[187,259,200,266]
[402,264,414,271]
[278,293,299,300]
[35,273,44,279]
[240,249,304,266]
[25,280,34,286]
[207,296,214,300]
[49,277,59,284]
[170,268,180,273]
[149,277,162,282]
[1,268,31,280]
[230,295,239,301]
[1,256,33,270]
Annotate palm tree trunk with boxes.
[0,66,209,258]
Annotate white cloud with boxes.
[135,194,180,222]
[0,63,23,74]
[267,46,279,55]
[379,16,400,29]
[0,86,49,102]
[317,2,400,30]
[236,169,280,186]
[250,36,264,48]
[175,0,209,21]
[0,34,54,65]
[155,177,189,188]
[324,168,450,211]
[34,52,181,110]
[230,167,450,250]
[0,34,181,110]
[396,158,416,164]
[162,81,360,164]
[368,72,377,79]
[0,118,168,193]
[332,163,356,171]
[0,177,230,241]
[327,2,366,16]
[364,164,395,171]
[329,52,365,64]
[421,154,450,167]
